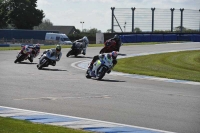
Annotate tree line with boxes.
[0,0,44,29]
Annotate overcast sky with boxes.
[37,0,200,32]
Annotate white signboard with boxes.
[96,33,104,44]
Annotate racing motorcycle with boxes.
[66,41,85,57]
[85,56,113,80]
[99,39,121,54]
[14,45,33,63]
[37,51,57,70]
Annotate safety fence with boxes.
[111,8,200,33]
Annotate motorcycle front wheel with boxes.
[97,67,106,80]
[66,50,73,57]
[14,54,25,63]
[99,47,106,54]
[85,69,91,79]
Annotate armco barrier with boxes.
[0,44,10,47]
[120,34,200,43]
[151,34,163,42]
[191,34,200,42]
[163,34,177,41]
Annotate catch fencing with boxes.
[111,7,200,33]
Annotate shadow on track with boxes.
[15,62,37,64]
[40,68,67,71]
[91,78,125,82]
[118,53,127,56]
[67,56,93,59]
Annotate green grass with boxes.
[114,50,200,82]
[0,117,91,133]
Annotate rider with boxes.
[88,51,118,73]
[105,34,122,51]
[40,45,62,66]
[28,43,40,62]
[18,44,33,62]
[74,36,89,55]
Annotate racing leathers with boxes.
[40,48,62,66]
[75,36,89,55]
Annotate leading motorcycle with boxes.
[85,56,113,80]
[14,45,33,63]
[37,51,57,70]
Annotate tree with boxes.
[81,28,101,33]
[0,0,9,28]
[88,28,101,33]
[34,19,53,30]
[106,29,116,33]
[1,0,44,29]
[134,27,142,33]
[174,26,186,32]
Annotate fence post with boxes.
[111,7,115,33]
[131,7,136,32]
[170,8,175,32]
[151,8,155,32]
[180,8,184,33]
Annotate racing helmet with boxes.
[56,45,61,52]
[113,34,120,41]
[82,36,89,44]
[111,51,118,59]
[35,44,40,50]
[106,53,112,60]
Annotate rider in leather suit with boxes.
[75,36,89,55]
[88,51,118,73]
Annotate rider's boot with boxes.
[88,62,94,71]
[52,61,56,66]
[82,49,86,55]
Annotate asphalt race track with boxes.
[0,42,200,133]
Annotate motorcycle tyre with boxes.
[66,50,73,57]
[99,47,106,54]
[97,67,106,80]
[37,58,47,70]
[14,54,24,63]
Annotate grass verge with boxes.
[0,116,90,133]
[0,41,186,51]
[114,50,200,82]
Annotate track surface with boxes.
[0,42,200,133]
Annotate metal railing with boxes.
[111,7,200,33]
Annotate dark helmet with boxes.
[56,45,61,51]
[106,53,112,60]
[35,44,40,50]
[113,34,120,41]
